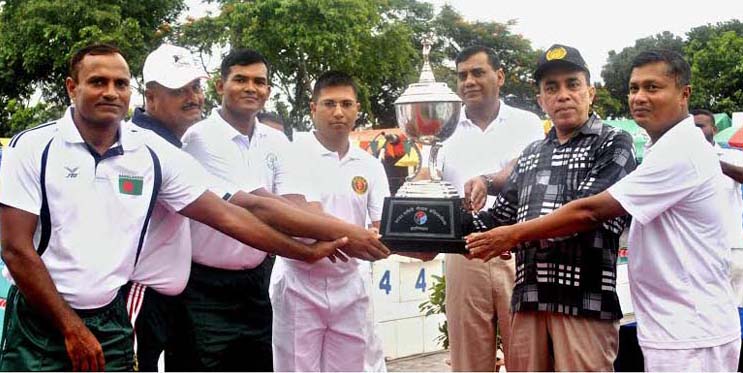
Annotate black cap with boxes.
[534,44,590,83]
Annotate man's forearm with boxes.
[509,192,623,244]
[1,242,83,335]
[721,161,743,183]
[230,191,352,241]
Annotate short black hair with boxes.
[630,49,691,87]
[257,111,285,126]
[690,108,716,125]
[455,45,501,71]
[220,48,271,80]
[69,43,123,81]
[312,71,358,102]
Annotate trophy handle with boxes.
[429,143,442,182]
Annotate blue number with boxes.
[415,268,426,292]
[379,270,391,295]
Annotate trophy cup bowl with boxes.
[379,38,468,253]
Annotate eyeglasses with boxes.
[320,100,357,110]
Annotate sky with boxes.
[184,0,743,83]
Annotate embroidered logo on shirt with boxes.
[64,166,79,178]
[265,153,278,172]
[119,175,144,196]
[351,176,368,195]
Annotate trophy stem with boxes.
[429,143,442,182]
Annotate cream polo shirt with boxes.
[609,116,740,349]
[182,109,305,270]
[437,101,544,201]
[0,107,205,309]
[281,133,390,277]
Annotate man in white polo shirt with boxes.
[437,45,543,371]
[0,43,346,372]
[270,71,390,371]
[179,49,391,371]
[693,108,743,308]
[466,49,741,371]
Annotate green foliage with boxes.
[686,21,743,114]
[601,31,685,116]
[592,84,624,119]
[1,99,63,137]
[418,274,448,349]
[432,5,540,114]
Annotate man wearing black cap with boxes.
[462,44,636,371]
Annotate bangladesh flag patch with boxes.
[119,175,144,196]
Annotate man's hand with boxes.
[338,225,391,262]
[305,237,349,263]
[63,320,105,371]
[464,176,488,212]
[465,226,518,262]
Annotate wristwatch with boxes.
[479,174,495,195]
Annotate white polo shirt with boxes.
[182,108,305,270]
[715,144,743,248]
[437,101,544,200]
[0,107,205,309]
[128,114,237,296]
[282,133,390,277]
[608,116,740,349]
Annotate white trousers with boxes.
[642,338,741,372]
[359,262,387,372]
[270,267,371,372]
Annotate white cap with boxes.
[143,44,207,89]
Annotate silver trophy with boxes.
[380,35,467,253]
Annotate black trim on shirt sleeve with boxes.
[37,138,54,256]
[135,146,162,265]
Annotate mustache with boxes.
[182,102,201,111]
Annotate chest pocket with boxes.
[563,138,596,198]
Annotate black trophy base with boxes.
[379,196,468,254]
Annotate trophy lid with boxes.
[394,34,461,105]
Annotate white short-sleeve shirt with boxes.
[0,107,205,309]
[128,115,237,296]
[283,133,390,277]
[437,101,544,203]
[182,109,305,269]
[715,144,743,248]
[608,116,740,349]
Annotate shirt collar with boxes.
[131,107,182,148]
[306,131,365,161]
[209,108,269,144]
[545,114,602,142]
[59,106,140,151]
[644,115,695,156]
[458,99,510,132]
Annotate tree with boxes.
[0,0,186,136]
[592,83,624,119]
[685,20,743,114]
[180,0,420,130]
[601,31,685,116]
[431,5,540,114]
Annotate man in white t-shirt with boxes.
[270,71,390,371]
[0,43,346,372]
[693,108,743,307]
[466,49,741,372]
[436,45,544,371]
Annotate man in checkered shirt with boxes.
[464,44,636,371]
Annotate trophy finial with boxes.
[419,33,436,83]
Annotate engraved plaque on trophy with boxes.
[380,35,467,253]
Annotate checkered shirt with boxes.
[483,115,636,320]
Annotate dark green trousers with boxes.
[178,259,274,371]
[0,286,134,371]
